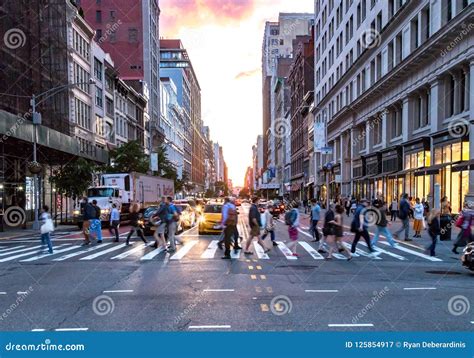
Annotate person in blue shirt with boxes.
[109,203,120,242]
[310,199,321,242]
[221,197,237,259]
[166,197,181,252]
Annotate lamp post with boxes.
[30,79,96,230]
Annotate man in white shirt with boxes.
[109,203,120,242]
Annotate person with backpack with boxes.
[244,197,269,255]
[310,199,321,242]
[350,199,375,254]
[166,197,181,252]
[394,193,411,241]
[261,203,278,247]
[285,203,300,257]
[413,198,424,238]
[371,202,396,247]
[452,202,474,254]
[125,203,148,246]
[151,197,168,250]
[221,197,238,259]
[326,205,352,260]
[89,200,103,244]
[426,209,440,257]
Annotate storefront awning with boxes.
[452,160,474,173]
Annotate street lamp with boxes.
[30,79,96,230]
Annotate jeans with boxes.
[351,229,374,253]
[167,221,177,250]
[41,233,53,253]
[126,225,147,244]
[372,226,396,247]
[390,210,398,221]
[109,220,120,241]
[394,218,410,240]
[90,219,103,241]
[427,232,438,256]
[311,220,320,241]
[261,229,275,242]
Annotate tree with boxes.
[51,158,95,200]
[175,172,189,193]
[157,144,178,181]
[106,140,149,174]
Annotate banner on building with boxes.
[314,121,325,152]
[150,153,158,172]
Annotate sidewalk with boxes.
[297,208,462,255]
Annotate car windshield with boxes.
[176,205,187,212]
[143,207,158,218]
[87,188,114,197]
[204,205,222,213]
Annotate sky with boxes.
[160,0,314,187]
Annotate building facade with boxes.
[312,0,473,213]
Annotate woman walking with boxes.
[440,196,452,241]
[40,205,54,254]
[426,209,440,257]
[326,205,352,260]
[126,203,148,246]
[413,198,424,238]
[452,202,474,254]
[286,206,300,257]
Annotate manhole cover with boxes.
[425,270,462,275]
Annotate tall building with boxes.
[78,0,162,152]
[312,0,473,212]
[160,39,204,192]
[262,13,314,190]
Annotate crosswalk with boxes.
[0,237,444,264]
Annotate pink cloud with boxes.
[235,68,260,80]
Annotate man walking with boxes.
[261,203,278,246]
[244,197,269,255]
[151,197,168,249]
[166,197,181,252]
[371,202,396,247]
[109,203,120,242]
[350,199,375,254]
[221,197,238,259]
[394,193,411,241]
[82,198,96,246]
[310,199,321,242]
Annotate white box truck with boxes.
[74,172,174,227]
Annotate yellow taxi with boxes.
[198,202,223,235]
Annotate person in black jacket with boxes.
[427,209,440,257]
[126,203,148,246]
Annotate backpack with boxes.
[167,204,181,222]
[284,209,297,225]
[225,205,237,226]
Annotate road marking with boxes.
[299,242,325,259]
[0,245,44,257]
[188,325,231,330]
[103,290,134,293]
[260,304,269,312]
[170,240,198,260]
[403,287,437,291]
[201,240,219,259]
[80,243,128,260]
[328,323,374,327]
[0,292,6,295]
[360,242,407,260]
[55,328,89,332]
[175,225,198,237]
[305,289,339,293]
[260,275,266,280]
[249,265,254,270]
[53,243,112,261]
[0,245,70,262]
[31,329,46,332]
[380,242,442,261]
[17,291,28,295]
[140,246,167,261]
[0,245,25,253]
[203,289,235,292]
[276,241,297,260]
[256,265,262,270]
[20,245,82,262]
[251,275,257,280]
[342,242,382,260]
[110,244,148,260]
[253,242,269,259]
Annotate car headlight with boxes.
[199,216,206,223]
[73,210,80,215]
[138,219,144,226]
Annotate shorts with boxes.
[156,222,167,235]
[250,225,260,237]
[413,219,423,232]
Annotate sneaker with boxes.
[81,242,90,246]
[221,255,231,260]
[405,238,413,242]
[217,242,223,250]
[244,251,252,255]
[97,241,103,244]
[317,249,327,254]
[234,245,242,250]
[272,242,278,246]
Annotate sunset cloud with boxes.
[235,68,260,80]
[161,0,256,36]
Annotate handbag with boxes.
[40,218,54,234]
[455,215,464,228]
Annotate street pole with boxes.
[31,95,40,230]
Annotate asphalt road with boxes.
[0,204,472,332]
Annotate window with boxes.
[95,10,102,23]
[95,87,103,108]
[128,28,138,43]
[270,39,279,46]
[411,17,419,50]
[391,104,402,138]
[395,32,403,64]
[75,98,91,130]
[270,28,279,36]
[74,62,90,93]
[110,10,116,19]
[373,117,382,145]
[106,97,114,116]
[279,39,284,45]
[96,115,104,136]
[94,58,103,80]
[421,6,430,43]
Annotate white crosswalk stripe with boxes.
[253,242,269,259]
[111,243,148,260]
[360,242,407,260]
[79,243,128,260]
[20,245,83,262]
[342,242,382,260]
[298,242,324,259]
[0,245,44,257]
[140,246,167,261]
[201,240,219,259]
[0,245,70,262]
[170,240,198,260]
[53,243,112,261]
[0,245,26,253]
[276,241,297,260]
[380,242,442,261]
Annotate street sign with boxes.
[320,146,333,155]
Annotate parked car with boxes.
[198,202,223,235]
